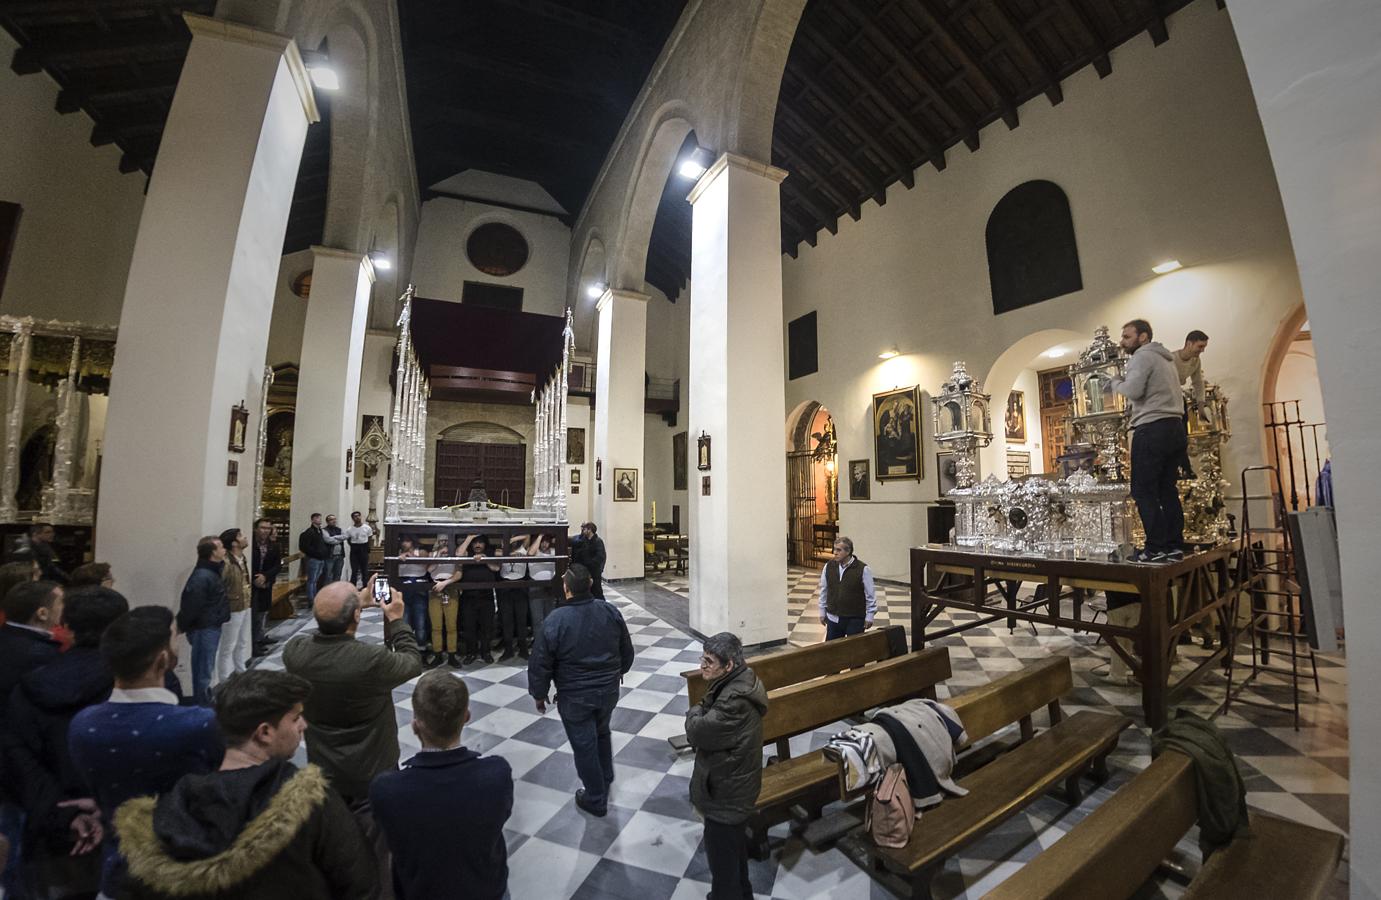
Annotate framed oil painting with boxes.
[848,459,870,501]
[673,431,688,491]
[567,427,586,464]
[1005,390,1027,442]
[873,385,921,481]
[570,468,580,485]
[613,468,638,501]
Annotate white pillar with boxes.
[592,288,647,580]
[0,324,32,521]
[289,247,374,556]
[1229,4,1381,895]
[687,153,789,646]
[96,13,317,608]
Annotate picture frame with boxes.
[702,475,711,496]
[612,467,638,502]
[571,484,580,495]
[1005,390,1027,442]
[226,459,239,487]
[697,432,711,471]
[567,427,586,464]
[228,402,249,453]
[570,468,581,485]
[595,458,602,481]
[1007,449,1032,479]
[872,385,922,481]
[847,459,871,501]
[673,431,688,491]
[936,452,961,497]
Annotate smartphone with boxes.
[373,576,390,604]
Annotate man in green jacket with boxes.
[685,632,768,900]
[283,579,422,805]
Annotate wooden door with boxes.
[1037,368,1074,473]
[434,440,526,508]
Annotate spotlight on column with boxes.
[586,282,606,299]
[369,252,392,271]
[878,345,900,360]
[1151,259,1183,275]
[677,147,711,180]
[307,66,340,91]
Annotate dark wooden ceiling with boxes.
[1,0,331,255]
[398,0,686,220]
[643,0,1214,300]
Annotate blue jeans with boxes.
[329,556,344,582]
[401,580,431,646]
[557,691,617,810]
[0,801,25,898]
[825,615,867,641]
[187,627,221,705]
[305,557,326,603]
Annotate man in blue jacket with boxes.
[527,564,634,817]
[178,535,230,705]
[370,671,513,900]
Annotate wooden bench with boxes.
[984,750,1344,900]
[269,577,307,620]
[746,647,952,854]
[867,704,1133,899]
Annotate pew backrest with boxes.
[947,655,1073,749]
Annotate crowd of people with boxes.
[0,517,767,900]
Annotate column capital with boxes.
[687,152,788,205]
[183,12,320,125]
[311,245,377,284]
[596,287,650,313]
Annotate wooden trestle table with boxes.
[909,544,1239,729]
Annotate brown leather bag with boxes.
[865,763,915,848]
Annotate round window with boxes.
[466,223,529,277]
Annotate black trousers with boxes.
[251,587,272,649]
[498,586,529,650]
[703,819,753,900]
[590,570,604,600]
[461,590,495,655]
[349,542,371,587]
[1130,417,1188,553]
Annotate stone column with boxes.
[1230,3,1381,892]
[592,288,648,581]
[289,247,374,557]
[687,153,789,645]
[96,13,317,608]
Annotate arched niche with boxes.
[986,180,1082,315]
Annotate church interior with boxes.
[0,0,1376,898]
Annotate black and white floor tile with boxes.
[253,567,1349,899]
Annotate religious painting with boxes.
[265,412,295,479]
[567,427,586,464]
[936,452,960,497]
[697,433,712,471]
[673,431,688,491]
[872,386,921,481]
[571,484,580,495]
[226,460,238,487]
[848,459,870,501]
[702,475,711,496]
[1005,390,1027,442]
[228,403,249,453]
[570,468,581,485]
[613,468,638,502]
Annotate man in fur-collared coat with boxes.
[115,670,376,900]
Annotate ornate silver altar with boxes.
[947,472,1136,558]
[1067,325,1130,483]
[930,360,993,490]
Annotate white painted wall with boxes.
[411,190,571,316]
[994,367,1046,476]
[643,282,691,529]
[782,2,1302,581]
[0,31,145,325]
[565,397,592,525]
[266,249,312,367]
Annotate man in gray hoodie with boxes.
[1109,319,1187,561]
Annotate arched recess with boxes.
[784,400,837,565]
[439,422,524,445]
[612,108,696,292]
[313,6,380,250]
[573,234,608,354]
[1260,303,1328,503]
[980,328,1087,478]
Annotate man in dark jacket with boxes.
[283,580,422,804]
[685,632,768,900]
[298,513,332,605]
[115,669,376,900]
[371,670,513,900]
[178,536,229,706]
[527,564,634,817]
[250,517,282,655]
[22,523,69,585]
[4,587,127,890]
[569,521,607,599]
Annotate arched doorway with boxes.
[786,401,837,565]
[1262,305,1329,510]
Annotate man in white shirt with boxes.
[498,536,530,660]
[344,511,374,588]
[817,537,876,641]
[526,534,558,633]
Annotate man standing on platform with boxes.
[1111,319,1188,562]
[298,513,332,605]
[1173,330,1210,479]
[818,536,875,640]
[569,522,606,600]
[345,511,373,588]
[250,518,282,656]
[527,564,634,818]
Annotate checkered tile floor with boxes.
[254,568,1349,899]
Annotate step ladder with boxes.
[1222,465,1320,730]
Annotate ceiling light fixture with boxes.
[1152,259,1183,275]
[677,146,712,180]
[586,282,606,299]
[878,345,900,360]
[307,66,340,91]
[1045,348,1068,358]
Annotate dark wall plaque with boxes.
[986,180,1082,315]
[788,311,818,380]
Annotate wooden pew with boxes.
[269,577,307,620]
[866,697,1133,899]
[984,750,1344,900]
[682,625,909,706]
[745,647,952,854]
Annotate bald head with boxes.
[313,581,361,635]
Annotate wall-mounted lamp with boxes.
[307,66,339,91]
[1151,259,1183,275]
[677,147,712,180]
[586,282,606,299]
[878,345,900,360]
[369,251,392,271]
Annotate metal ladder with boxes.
[1222,464,1321,730]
